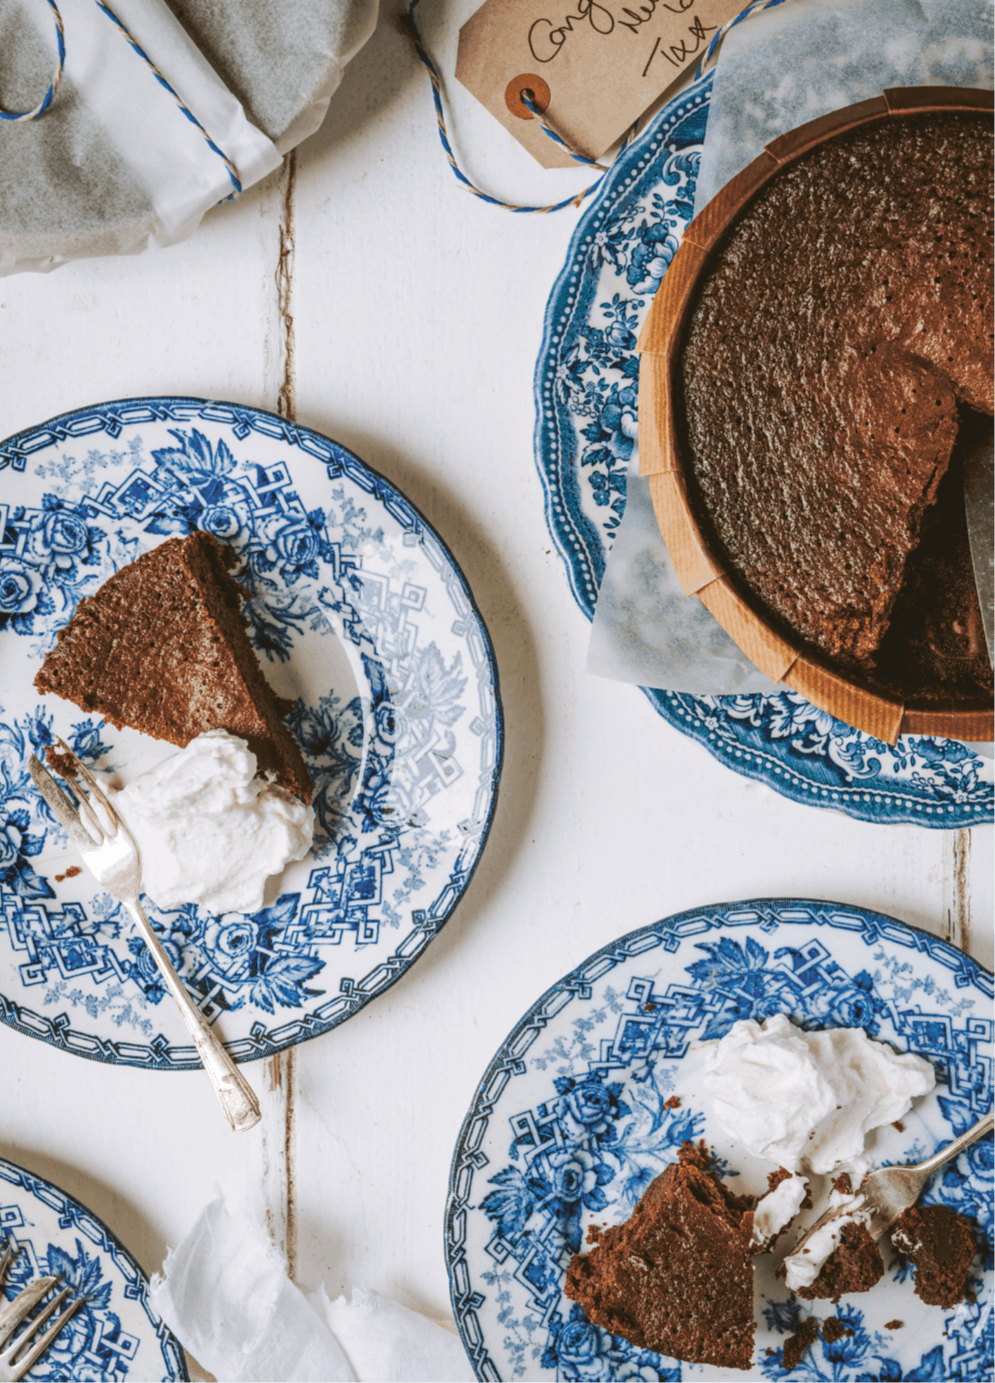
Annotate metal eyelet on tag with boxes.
[505,74,550,121]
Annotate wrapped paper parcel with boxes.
[0,0,378,274]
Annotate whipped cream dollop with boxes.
[703,1014,935,1175]
[750,1173,809,1251]
[782,1188,870,1291]
[113,730,313,914]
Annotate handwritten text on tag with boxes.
[456,0,745,168]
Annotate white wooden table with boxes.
[0,6,991,1378]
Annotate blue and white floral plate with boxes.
[534,73,994,828]
[0,398,501,1068]
[0,1156,187,1380]
[446,900,993,1380]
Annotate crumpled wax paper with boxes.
[586,0,994,705]
[0,0,378,274]
[148,1194,474,1383]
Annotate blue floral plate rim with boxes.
[0,395,504,1068]
[445,897,992,1380]
[532,74,993,830]
[0,1152,188,1380]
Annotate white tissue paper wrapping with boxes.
[0,0,378,275]
[148,1195,474,1383]
[586,0,994,703]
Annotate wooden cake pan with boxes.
[637,86,994,746]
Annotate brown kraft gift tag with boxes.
[456,0,746,168]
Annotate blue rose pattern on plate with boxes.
[445,901,993,1380]
[0,1157,186,1380]
[0,399,501,1067]
[533,74,993,828]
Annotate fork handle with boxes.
[915,1108,994,1179]
[125,900,261,1133]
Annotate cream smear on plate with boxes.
[703,1013,936,1176]
[113,729,313,914]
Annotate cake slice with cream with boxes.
[34,531,311,800]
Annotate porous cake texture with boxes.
[35,531,311,800]
[564,1142,756,1370]
[679,111,993,704]
[892,1204,976,1308]
[795,1221,885,1304]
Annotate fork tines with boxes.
[0,1285,82,1381]
[45,736,121,839]
[0,1243,82,1382]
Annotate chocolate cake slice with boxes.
[892,1204,976,1308]
[872,411,993,704]
[35,532,311,800]
[564,1142,756,1370]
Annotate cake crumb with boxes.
[663,1095,682,1110]
[797,1221,884,1303]
[44,745,78,780]
[782,1317,820,1371]
[53,865,82,882]
[893,1205,976,1308]
[768,1167,792,1192]
[831,1172,852,1195]
[821,1318,853,1343]
[884,1320,904,1330]
[892,1120,905,1132]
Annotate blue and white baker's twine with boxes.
[1,0,240,197]
[400,0,787,214]
[694,0,787,78]
[397,0,619,214]
[3,0,787,200]
[0,0,64,121]
[93,1,240,195]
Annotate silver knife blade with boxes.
[963,431,994,667]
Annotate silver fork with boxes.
[0,1243,82,1381]
[785,1107,994,1261]
[29,739,261,1133]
